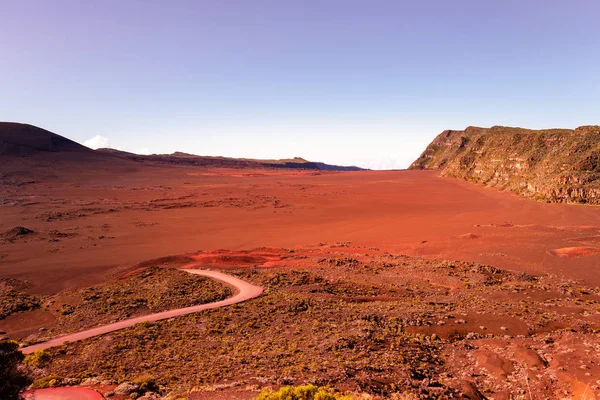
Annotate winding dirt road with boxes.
[21,269,263,355]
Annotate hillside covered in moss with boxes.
[410,125,600,203]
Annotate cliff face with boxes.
[410,125,600,204]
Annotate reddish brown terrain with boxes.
[2,123,600,399]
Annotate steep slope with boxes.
[0,122,92,155]
[410,125,600,203]
[0,123,137,186]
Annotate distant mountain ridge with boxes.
[97,148,363,171]
[410,125,600,204]
[0,122,363,171]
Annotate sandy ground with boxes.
[2,166,600,295]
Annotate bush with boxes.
[30,375,63,389]
[254,384,358,400]
[133,375,160,393]
[24,349,51,368]
[0,340,32,399]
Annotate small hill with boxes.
[410,125,600,204]
[0,123,137,186]
[0,122,92,155]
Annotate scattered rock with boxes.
[2,226,35,242]
[80,377,103,386]
[62,377,79,386]
[114,382,139,396]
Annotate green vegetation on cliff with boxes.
[410,125,600,203]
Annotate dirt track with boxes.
[20,269,263,354]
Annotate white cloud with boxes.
[83,135,110,149]
[135,147,151,155]
[343,156,408,171]
[82,135,151,154]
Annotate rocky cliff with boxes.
[410,125,600,203]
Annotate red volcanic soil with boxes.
[3,155,600,398]
[3,166,600,293]
[6,124,600,399]
[189,249,283,268]
[549,246,600,258]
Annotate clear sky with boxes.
[1,1,599,169]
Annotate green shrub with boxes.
[24,349,51,368]
[30,375,63,389]
[254,384,358,400]
[133,375,160,393]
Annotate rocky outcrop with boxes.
[410,125,600,204]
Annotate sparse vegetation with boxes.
[28,250,600,398]
[29,375,63,389]
[132,375,160,393]
[0,279,42,319]
[254,384,358,400]
[24,349,51,368]
[31,266,232,338]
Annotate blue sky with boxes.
[1,0,599,169]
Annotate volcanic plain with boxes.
[1,123,600,399]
